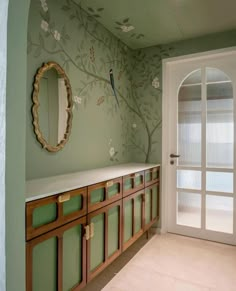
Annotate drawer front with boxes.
[88,177,122,213]
[145,167,160,187]
[26,187,87,241]
[123,171,144,197]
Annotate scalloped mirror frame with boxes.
[32,62,73,152]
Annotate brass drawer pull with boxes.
[58,193,70,203]
[134,173,140,178]
[106,180,114,187]
[153,168,158,172]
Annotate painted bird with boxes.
[109,69,120,108]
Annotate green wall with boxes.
[131,30,236,164]
[27,0,135,180]
[7,1,29,291]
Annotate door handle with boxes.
[170,154,180,158]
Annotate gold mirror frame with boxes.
[32,62,73,152]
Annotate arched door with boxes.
[165,50,236,244]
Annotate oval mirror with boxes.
[32,62,73,152]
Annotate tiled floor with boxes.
[102,234,236,291]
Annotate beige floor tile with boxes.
[102,234,236,291]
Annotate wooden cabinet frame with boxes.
[26,217,87,291]
[26,187,87,241]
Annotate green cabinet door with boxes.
[87,200,122,282]
[123,190,144,251]
[26,217,86,291]
[144,183,159,230]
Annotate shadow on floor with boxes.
[83,231,155,291]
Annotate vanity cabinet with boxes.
[144,167,159,187]
[26,163,160,291]
[26,217,87,291]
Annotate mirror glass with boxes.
[32,62,73,152]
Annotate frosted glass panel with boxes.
[206,67,230,83]
[177,192,201,228]
[206,172,233,193]
[178,70,202,166]
[177,170,201,190]
[206,68,233,168]
[206,195,233,233]
[182,69,201,85]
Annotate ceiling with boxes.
[79,0,236,49]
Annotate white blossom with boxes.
[132,123,137,129]
[40,0,48,12]
[53,30,61,41]
[109,147,115,157]
[108,139,112,146]
[152,77,160,89]
[120,25,135,33]
[74,96,82,104]
[41,20,49,32]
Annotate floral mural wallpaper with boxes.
[26,0,236,179]
[26,0,171,179]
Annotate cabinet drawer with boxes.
[123,171,144,197]
[145,167,160,187]
[26,187,87,241]
[88,177,122,213]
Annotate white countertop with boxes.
[26,163,160,202]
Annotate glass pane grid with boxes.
[177,192,201,228]
[176,67,235,237]
[206,195,233,234]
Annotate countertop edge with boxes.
[26,163,160,202]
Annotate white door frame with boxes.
[161,46,236,234]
